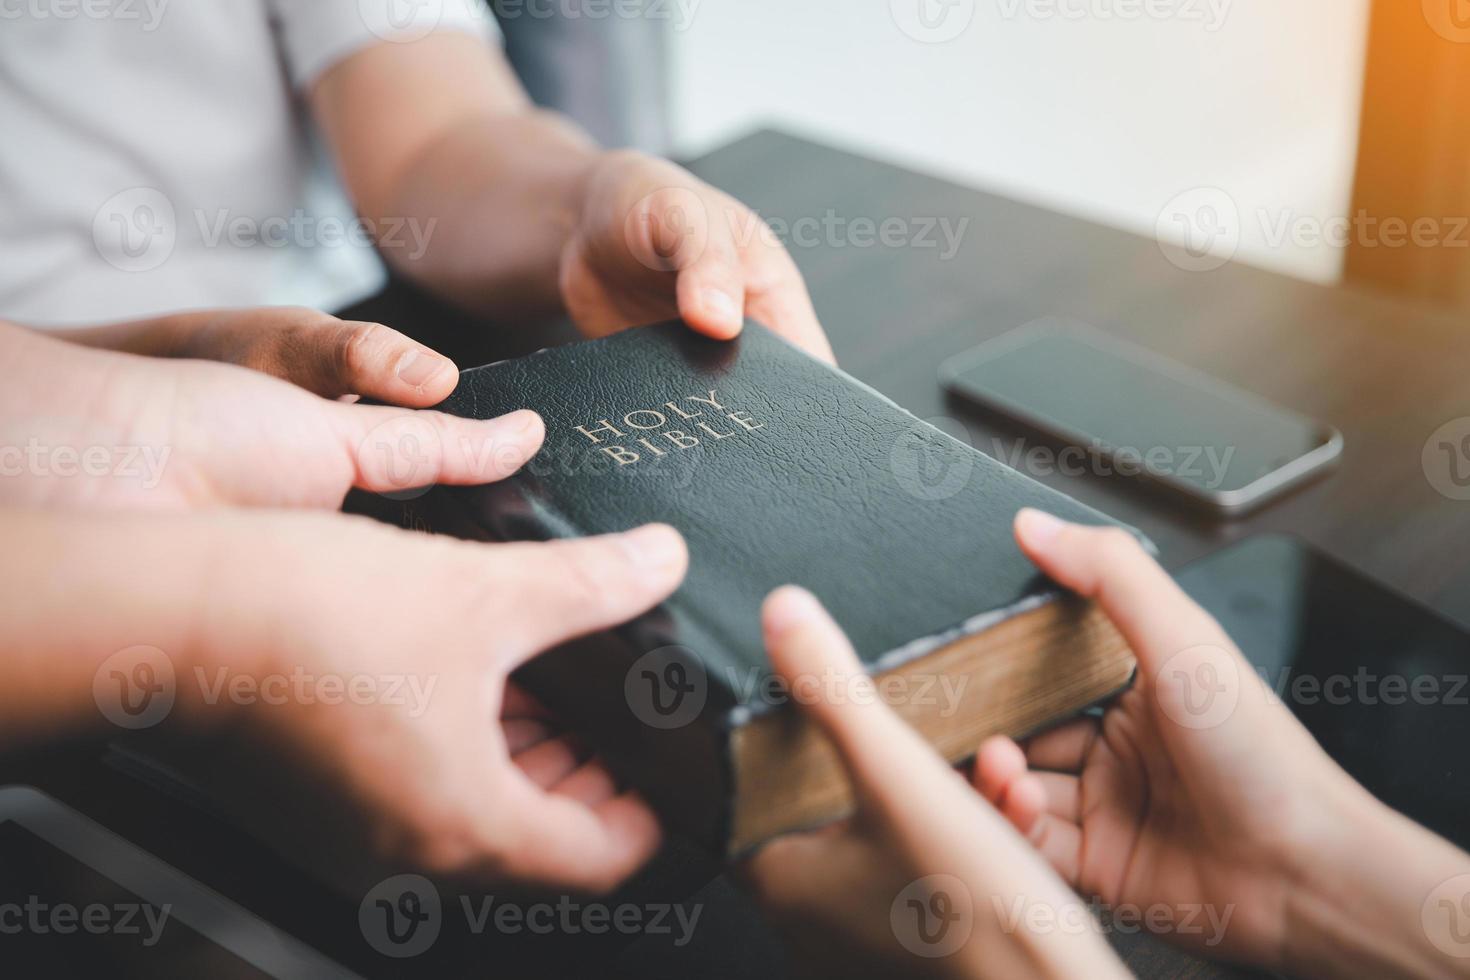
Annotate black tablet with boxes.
[1176,535,1470,849]
[0,786,358,979]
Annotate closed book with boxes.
[416,321,1138,856]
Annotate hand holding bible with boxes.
[52,306,460,406]
[164,514,689,893]
[560,150,836,364]
[0,321,541,512]
[741,586,1128,980]
[976,511,1470,976]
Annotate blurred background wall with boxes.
[666,1,1373,286]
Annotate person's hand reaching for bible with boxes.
[3,508,690,893]
[972,510,1470,978]
[740,586,1129,980]
[0,319,536,512]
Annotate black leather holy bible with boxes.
[415,321,1138,855]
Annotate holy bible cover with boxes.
[415,321,1138,856]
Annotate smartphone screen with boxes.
[941,322,1340,512]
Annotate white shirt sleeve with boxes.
[268,0,502,89]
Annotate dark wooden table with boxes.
[9,129,1468,980]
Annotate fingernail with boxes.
[500,410,542,437]
[700,288,741,328]
[617,524,685,570]
[397,349,448,388]
[1016,508,1067,549]
[762,586,824,638]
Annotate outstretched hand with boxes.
[166,513,689,892]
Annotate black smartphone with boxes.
[940,319,1342,515]
[1174,535,1470,851]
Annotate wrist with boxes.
[1284,786,1470,979]
[955,882,1130,980]
[0,509,246,738]
[43,310,199,358]
[179,512,308,728]
[122,311,203,357]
